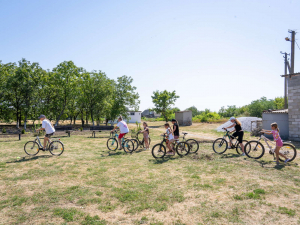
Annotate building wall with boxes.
[127,112,141,123]
[175,111,192,126]
[288,76,300,141]
[262,113,289,140]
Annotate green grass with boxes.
[0,122,299,224]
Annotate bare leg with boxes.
[144,138,149,148]
[229,138,233,147]
[239,142,244,153]
[44,137,49,149]
[118,138,122,149]
[275,146,287,161]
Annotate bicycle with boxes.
[181,132,199,153]
[151,134,190,158]
[244,133,297,161]
[106,130,134,153]
[212,128,248,155]
[24,133,64,156]
[130,132,151,151]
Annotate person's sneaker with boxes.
[241,153,245,156]
[285,158,290,163]
[228,146,231,149]
[274,161,280,166]
[143,148,147,150]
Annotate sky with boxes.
[1,0,300,112]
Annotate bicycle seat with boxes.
[182,132,188,135]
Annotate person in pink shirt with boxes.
[262,122,290,165]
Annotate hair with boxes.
[143,122,148,127]
[235,118,241,126]
[172,119,179,128]
[164,123,170,127]
[271,122,280,132]
[118,116,123,121]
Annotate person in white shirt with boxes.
[36,115,55,151]
[164,123,175,155]
[111,116,129,150]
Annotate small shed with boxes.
[262,109,289,140]
[175,111,192,126]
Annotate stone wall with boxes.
[288,76,300,141]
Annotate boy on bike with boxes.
[36,115,55,151]
[111,116,129,150]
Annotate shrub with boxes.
[79,127,83,131]
[21,129,25,134]
[2,128,6,133]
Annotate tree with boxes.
[151,90,179,122]
[274,97,285,109]
[248,97,275,117]
[186,106,202,117]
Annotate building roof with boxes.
[263,109,288,114]
[175,110,192,113]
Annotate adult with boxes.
[223,117,245,156]
[171,119,180,139]
[111,116,129,150]
[36,115,55,151]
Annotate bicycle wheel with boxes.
[278,143,297,162]
[186,139,199,154]
[212,138,228,154]
[49,141,64,156]
[244,141,265,159]
[176,141,190,156]
[235,140,249,155]
[123,139,134,153]
[131,139,139,151]
[151,144,166,158]
[24,141,40,156]
[107,138,118,151]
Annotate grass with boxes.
[0,121,299,224]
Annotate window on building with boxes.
[130,112,135,115]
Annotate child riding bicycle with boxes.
[111,116,129,150]
[35,114,55,151]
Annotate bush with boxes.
[2,128,6,133]
[192,112,222,123]
[79,127,83,131]
[21,129,25,134]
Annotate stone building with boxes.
[288,73,300,141]
[175,111,192,126]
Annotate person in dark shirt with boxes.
[171,119,180,139]
[223,117,245,156]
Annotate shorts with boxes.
[45,132,54,138]
[276,139,283,147]
[231,131,244,143]
[118,133,127,139]
[174,135,179,140]
[143,133,149,139]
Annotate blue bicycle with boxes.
[106,130,134,153]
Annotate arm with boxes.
[172,126,177,135]
[111,126,119,132]
[224,124,235,129]
[261,129,272,135]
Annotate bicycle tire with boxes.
[279,143,297,162]
[212,138,228,154]
[123,139,134,153]
[24,141,40,156]
[142,137,151,148]
[131,139,139,151]
[176,141,190,156]
[107,138,118,151]
[49,141,64,156]
[186,139,199,154]
[151,144,166,158]
[235,140,249,155]
[244,141,265,159]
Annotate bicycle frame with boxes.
[111,131,126,147]
[257,135,275,153]
[222,131,240,147]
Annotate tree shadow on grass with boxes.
[6,155,53,164]
[148,126,163,129]
[149,156,179,164]
[87,136,110,139]
[99,151,128,157]
[220,153,241,159]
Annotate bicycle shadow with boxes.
[6,155,53,164]
[220,153,241,159]
[149,156,180,164]
[245,158,298,169]
[99,151,128,157]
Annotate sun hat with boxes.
[229,117,235,121]
[38,114,46,119]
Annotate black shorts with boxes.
[231,131,244,143]
[45,132,54,138]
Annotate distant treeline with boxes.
[0,58,139,128]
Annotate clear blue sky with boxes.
[1,0,299,112]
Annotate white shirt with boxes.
[42,119,55,134]
[117,121,129,134]
[166,128,174,140]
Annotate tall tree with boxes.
[151,90,179,122]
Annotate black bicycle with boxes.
[24,133,64,156]
[130,132,151,151]
[181,132,199,153]
[151,134,190,158]
[212,128,248,155]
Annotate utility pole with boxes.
[286,30,296,76]
[280,51,290,108]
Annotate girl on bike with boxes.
[224,117,245,156]
[139,122,150,150]
[171,119,180,139]
[36,114,55,151]
[261,122,290,165]
[111,116,129,150]
[164,123,175,155]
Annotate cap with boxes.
[229,117,235,121]
[38,114,46,119]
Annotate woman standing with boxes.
[224,117,245,156]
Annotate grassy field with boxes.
[0,121,300,225]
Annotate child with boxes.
[36,114,55,151]
[164,123,175,155]
[139,122,150,150]
[262,122,290,165]
[171,119,180,139]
